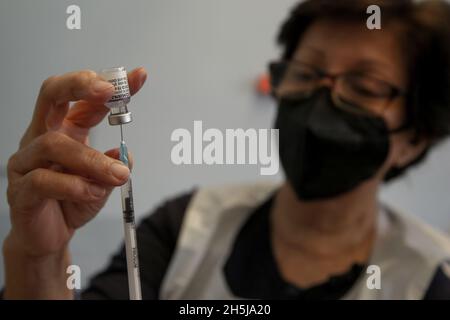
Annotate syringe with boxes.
[100,67,142,300]
[119,125,142,300]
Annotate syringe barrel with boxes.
[121,178,134,223]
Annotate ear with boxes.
[393,132,429,168]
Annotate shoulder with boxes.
[385,206,450,263]
[384,206,450,299]
[138,188,196,243]
[141,180,279,242]
[158,181,280,299]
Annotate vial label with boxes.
[100,67,131,103]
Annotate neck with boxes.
[271,180,380,260]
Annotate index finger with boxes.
[27,70,115,142]
[64,67,148,130]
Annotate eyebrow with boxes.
[295,46,326,59]
[293,48,403,86]
[353,59,393,73]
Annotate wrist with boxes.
[2,233,73,300]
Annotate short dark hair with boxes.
[276,0,450,181]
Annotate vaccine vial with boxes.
[99,67,132,125]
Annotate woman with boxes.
[3,0,450,299]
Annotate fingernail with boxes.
[88,184,106,198]
[91,80,114,93]
[110,162,130,180]
[139,70,147,87]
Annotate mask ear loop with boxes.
[380,85,412,134]
[387,121,425,147]
[388,122,410,134]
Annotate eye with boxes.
[352,83,379,97]
[293,71,317,82]
[347,75,392,98]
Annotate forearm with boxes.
[2,233,74,300]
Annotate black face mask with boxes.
[274,89,391,200]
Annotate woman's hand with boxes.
[2,67,147,299]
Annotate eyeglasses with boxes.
[269,60,406,117]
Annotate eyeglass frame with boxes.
[268,60,407,117]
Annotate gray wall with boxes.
[1,0,450,289]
